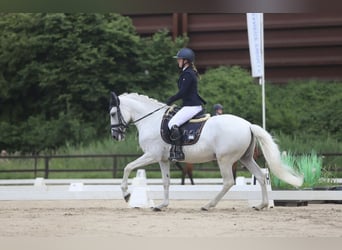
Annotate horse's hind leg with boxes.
[174,162,185,185]
[181,169,186,185]
[187,164,195,185]
[240,154,269,210]
[184,163,195,185]
[201,158,235,211]
[232,162,238,183]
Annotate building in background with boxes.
[126,13,342,84]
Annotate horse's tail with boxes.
[250,124,303,187]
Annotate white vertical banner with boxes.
[247,13,266,129]
[247,13,264,78]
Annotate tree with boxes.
[0,13,186,153]
[199,66,262,124]
[135,30,187,101]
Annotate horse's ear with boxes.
[110,92,120,108]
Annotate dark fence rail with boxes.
[0,154,140,179]
[0,153,341,179]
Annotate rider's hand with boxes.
[166,98,173,106]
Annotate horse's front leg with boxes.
[121,153,156,202]
[153,160,170,211]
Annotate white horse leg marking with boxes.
[202,157,235,211]
[121,153,156,200]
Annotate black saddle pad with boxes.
[160,106,208,146]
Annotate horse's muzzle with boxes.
[111,128,125,141]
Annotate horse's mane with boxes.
[121,92,165,106]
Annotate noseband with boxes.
[110,108,129,136]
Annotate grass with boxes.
[0,130,341,180]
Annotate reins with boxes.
[130,105,167,125]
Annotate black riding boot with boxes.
[169,125,184,161]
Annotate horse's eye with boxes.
[110,107,118,117]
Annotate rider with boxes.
[166,47,206,161]
[213,103,223,116]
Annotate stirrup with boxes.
[168,146,184,161]
[169,155,184,162]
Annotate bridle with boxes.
[109,92,166,137]
[109,92,128,137]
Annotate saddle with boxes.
[160,105,210,145]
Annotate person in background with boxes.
[0,149,8,163]
[213,103,238,181]
[213,103,223,116]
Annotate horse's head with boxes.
[109,92,128,141]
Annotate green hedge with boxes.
[198,66,342,143]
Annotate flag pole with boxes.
[246,13,266,130]
[259,13,266,129]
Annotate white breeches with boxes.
[168,106,202,129]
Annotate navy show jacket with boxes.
[167,67,206,106]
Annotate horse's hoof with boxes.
[201,207,209,211]
[124,193,131,202]
[152,207,162,212]
[253,205,265,211]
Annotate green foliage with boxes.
[132,29,187,101]
[0,13,341,155]
[0,13,140,152]
[275,131,342,154]
[199,66,262,124]
[274,132,342,177]
[200,66,342,143]
[272,151,297,188]
[297,151,322,186]
[0,13,185,153]
[59,129,142,155]
[266,80,342,139]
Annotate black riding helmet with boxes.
[173,48,195,62]
[213,104,223,110]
